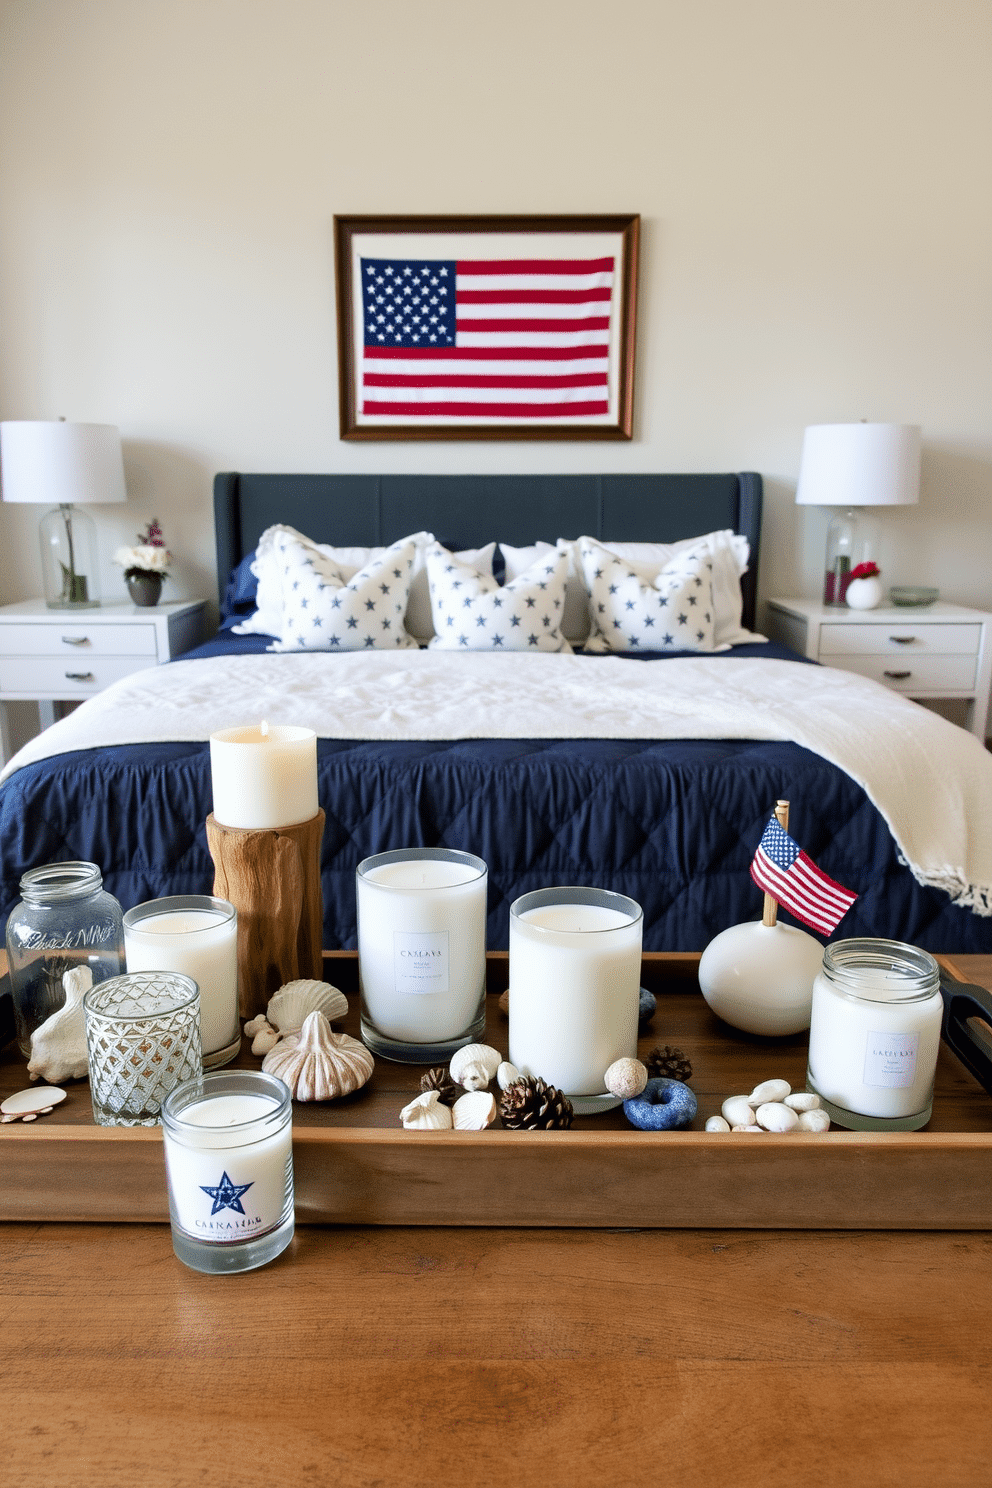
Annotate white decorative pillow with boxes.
[426,544,572,653]
[578,536,716,653]
[233,524,493,642]
[500,540,590,643]
[268,533,420,651]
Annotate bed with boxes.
[2,471,990,952]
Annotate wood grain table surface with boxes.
[2,955,992,1485]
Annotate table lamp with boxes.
[795,423,921,606]
[0,420,127,608]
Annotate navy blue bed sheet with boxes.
[2,731,988,952]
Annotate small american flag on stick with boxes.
[750,814,858,936]
[359,255,614,421]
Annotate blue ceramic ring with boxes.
[623,1076,697,1131]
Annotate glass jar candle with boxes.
[5,861,125,1057]
[509,886,643,1113]
[124,896,240,1068]
[357,848,488,1063]
[161,1070,295,1274]
[806,938,943,1131]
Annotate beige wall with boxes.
[1,0,989,623]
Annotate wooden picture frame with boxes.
[334,214,639,442]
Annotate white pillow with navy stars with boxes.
[577,536,716,653]
[269,532,420,652]
[425,543,572,653]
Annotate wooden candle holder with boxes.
[206,809,325,1019]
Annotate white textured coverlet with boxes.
[3,650,991,914]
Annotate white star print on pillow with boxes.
[425,543,572,653]
[268,534,420,652]
[577,536,716,653]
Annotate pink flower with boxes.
[850,561,880,581]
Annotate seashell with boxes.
[244,1014,270,1038]
[1,1086,68,1120]
[253,1026,281,1056]
[449,1043,501,1091]
[604,1057,648,1099]
[262,1010,373,1101]
[496,1061,521,1091]
[27,966,93,1083]
[452,1090,497,1130]
[797,1108,831,1133]
[721,1095,755,1127]
[749,1078,791,1105]
[400,1091,453,1130]
[705,1115,731,1133]
[267,979,348,1034]
[784,1092,821,1113]
[755,1101,799,1133]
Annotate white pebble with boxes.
[797,1108,831,1133]
[604,1057,648,1099]
[705,1115,731,1133]
[749,1078,791,1105]
[721,1095,755,1126]
[731,1124,763,1132]
[756,1101,799,1133]
[784,1092,821,1113]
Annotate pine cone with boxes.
[500,1076,573,1130]
[645,1045,692,1083]
[420,1067,458,1106]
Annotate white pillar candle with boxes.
[210,722,318,830]
[806,939,943,1127]
[357,850,487,1053]
[124,897,239,1064]
[161,1071,294,1273]
[509,889,643,1098]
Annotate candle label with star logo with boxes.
[164,1138,293,1243]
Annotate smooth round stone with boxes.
[623,1077,697,1131]
[756,1101,799,1132]
[604,1057,648,1100]
[785,1092,821,1113]
[750,1078,791,1105]
[638,987,657,1029]
[704,1115,731,1133]
[721,1094,755,1127]
[797,1108,831,1133]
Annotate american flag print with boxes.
[359,255,614,421]
[750,816,858,936]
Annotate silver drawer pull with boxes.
[888,635,915,644]
[65,671,95,682]
[61,635,90,646]
[884,669,912,680]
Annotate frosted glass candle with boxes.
[509,887,643,1110]
[357,848,488,1062]
[210,722,318,829]
[124,896,240,1067]
[161,1070,294,1274]
[806,938,943,1130]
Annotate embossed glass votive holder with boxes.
[83,971,202,1127]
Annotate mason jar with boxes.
[806,938,942,1131]
[5,862,125,1057]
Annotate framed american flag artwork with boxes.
[334,214,639,441]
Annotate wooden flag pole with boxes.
[761,798,790,927]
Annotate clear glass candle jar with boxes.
[5,862,125,1057]
[806,938,942,1131]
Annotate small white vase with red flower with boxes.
[845,561,883,610]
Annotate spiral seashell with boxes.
[266,979,349,1034]
[262,1010,373,1101]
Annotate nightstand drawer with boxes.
[824,654,978,692]
[819,623,981,657]
[0,656,156,696]
[0,623,159,658]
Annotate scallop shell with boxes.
[452,1090,497,1130]
[266,979,348,1034]
[27,965,93,1084]
[449,1043,501,1091]
[262,1010,373,1101]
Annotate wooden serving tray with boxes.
[2,952,991,1229]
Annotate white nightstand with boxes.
[0,598,208,765]
[765,598,992,740]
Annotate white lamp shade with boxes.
[0,421,126,506]
[795,423,921,508]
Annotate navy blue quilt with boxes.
[2,703,988,952]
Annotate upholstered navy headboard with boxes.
[213,471,763,630]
